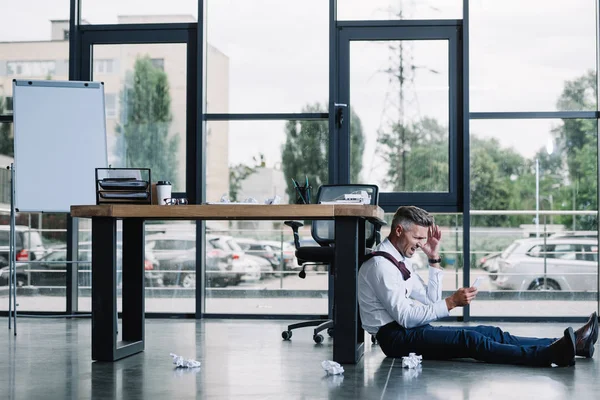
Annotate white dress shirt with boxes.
[358,238,449,334]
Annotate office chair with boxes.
[281,184,380,344]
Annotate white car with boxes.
[207,235,261,281]
[490,237,598,291]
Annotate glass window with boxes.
[349,40,450,192]
[526,245,543,258]
[7,61,56,77]
[206,0,328,113]
[81,1,198,24]
[150,58,164,71]
[553,244,577,260]
[470,118,598,316]
[204,223,325,315]
[94,59,115,75]
[92,44,187,192]
[206,120,328,205]
[470,0,596,112]
[581,245,598,262]
[76,220,199,313]
[337,0,462,20]
[0,214,66,313]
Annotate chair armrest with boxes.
[284,220,304,250]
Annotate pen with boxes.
[292,178,306,204]
[305,176,310,204]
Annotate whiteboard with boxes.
[13,80,108,212]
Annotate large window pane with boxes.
[206,0,328,113]
[470,118,598,317]
[349,40,450,192]
[0,213,67,313]
[77,220,198,314]
[204,223,321,315]
[204,119,329,314]
[91,44,188,192]
[0,1,70,313]
[82,1,198,24]
[206,120,328,205]
[337,0,462,20]
[470,0,596,112]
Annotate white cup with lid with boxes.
[156,181,172,205]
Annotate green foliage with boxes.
[281,103,365,204]
[115,56,180,189]
[378,117,448,192]
[0,97,13,157]
[470,137,532,227]
[550,70,598,230]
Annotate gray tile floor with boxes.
[1,317,598,400]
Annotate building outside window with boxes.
[93,59,115,75]
[150,58,164,71]
[6,61,56,77]
[104,93,116,118]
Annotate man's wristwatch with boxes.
[428,257,442,264]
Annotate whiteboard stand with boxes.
[8,163,17,335]
[10,79,107,325]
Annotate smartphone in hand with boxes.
[472,277,484,288]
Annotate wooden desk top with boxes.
[70,204,386,224]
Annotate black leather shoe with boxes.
[548,327,576,367]
[574,311,598,358]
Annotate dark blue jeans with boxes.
[376,322,558,367]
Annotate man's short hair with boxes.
[391,206,434,231]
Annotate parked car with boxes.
[262,240,296,271]
[0,243,163,288]
[77,242,164,288]
[0,225,47,264]
[490,237,599,291]
[0,246,90,287]
[146,233,238,287]
[235,238,280,268]
[207,235,261,281]
[479,251,501,271]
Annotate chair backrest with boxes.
[311,184,379,248]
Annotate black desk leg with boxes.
[333,217,365,364]
[91,217,117,361]
[122,219,145,345]
[91,217,145,362]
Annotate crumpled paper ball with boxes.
[170,353,201,368]
[401,353,422,369]
[321,360,344,375]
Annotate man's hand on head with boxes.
[421,224,442,260]
[445,287,478,311]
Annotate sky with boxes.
[1,0,597,188]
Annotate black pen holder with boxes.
[295,185,312,204]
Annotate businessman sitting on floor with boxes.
[358,205,598,367]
